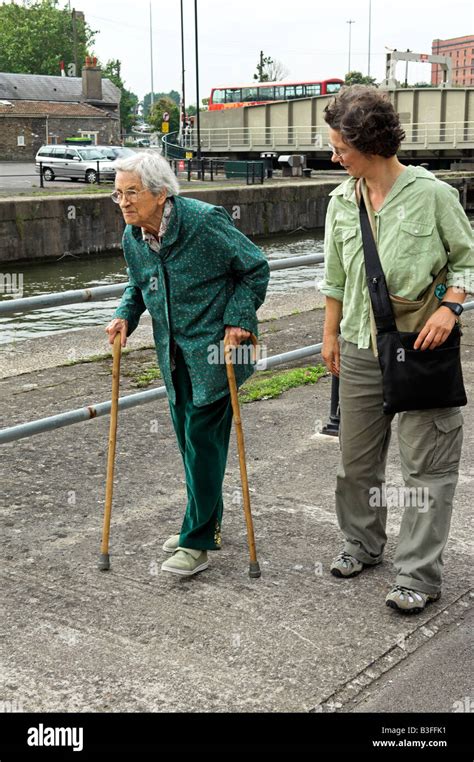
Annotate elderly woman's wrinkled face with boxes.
[114,170,167,228]
[328,128,370,178]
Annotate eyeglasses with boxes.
[111,189,148,204]
[328,142,350,159]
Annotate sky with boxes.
[3,0,474,102]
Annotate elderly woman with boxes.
[320,86,474,613]
[106,152,269,577]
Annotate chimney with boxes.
[81,57,102,102]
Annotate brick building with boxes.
[431,35,474,86]
[0,60,121,160]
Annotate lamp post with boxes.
[347,19,355,74]
[149,0,154,108]
[194,0,201,169]
[180,0,186,146]
[367,0,372,77]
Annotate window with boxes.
[242,87,258,102]
[65,149,79,159]
[274,86,286,99]
[285,86,296,98]
[306,84,321,96]
[225,88,241,103]
[257,86,274,101]
[38,147,51,156]
[79,131,98,145]
[212,89,225,104]
[77,149,103,160]
[52,148,66,158]
[326,82,342,93]
[17,135,25,146]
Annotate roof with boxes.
[0,100,118,118]
[0,72,121,105]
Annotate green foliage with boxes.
[101,59,139,134]
[254,52,274,82]
[344,71,378,86]
[148,97,180,134]
[142,90,180,118]
[0,0,96,76]
[239,365,326,403]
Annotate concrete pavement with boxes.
[0,299,472,713]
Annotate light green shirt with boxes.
[319,165,474,349]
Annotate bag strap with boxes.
[359,190,397,334]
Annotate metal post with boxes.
[347,19,355,73]
[320,374,340,436]
[187,158,191,182]
[96,160,101,185]
[210,159,214,181]
[149,1,154,109]
[39,161,44,188]
[194,0,201,165]
[72,8,78,75]
[367,0,372,77]
[404,49,410,87]
[179,0,186,146]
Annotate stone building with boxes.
[0,59,121,160]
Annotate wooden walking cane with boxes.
[224,334,261,579]
[99,332,122,571]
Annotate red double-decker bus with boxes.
[209,79,344,110]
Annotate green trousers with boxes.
[336,336,464,595]
[168,345,234,550]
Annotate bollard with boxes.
[187,159,192,182]
[96,160,101,185]
[320,373,340,436]
[39,161,44,188]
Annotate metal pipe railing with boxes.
[0,254,325,316]
[1,249,473,444]
[0,342,323,444]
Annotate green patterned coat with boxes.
[114,194,270,406]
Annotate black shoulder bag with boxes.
[359,193,467,414]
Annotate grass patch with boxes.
[131,365,161,387]
[239,364,326,403]
[62,348,132,367]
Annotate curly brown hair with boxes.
[323,85,406,158]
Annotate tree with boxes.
[412,82,435,88]
[254,51,289,82]
[148,97,180,135]
[0,0,96,76]
[142,90,180,118]
[344,71,378,86]
[101,59,139,134]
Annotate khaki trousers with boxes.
[336,337,464,595]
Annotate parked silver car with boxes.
[97,146,135,160]
[35,145,116,183]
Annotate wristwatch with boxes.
[440,301,464,317]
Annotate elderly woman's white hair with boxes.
[113,151,180,197]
